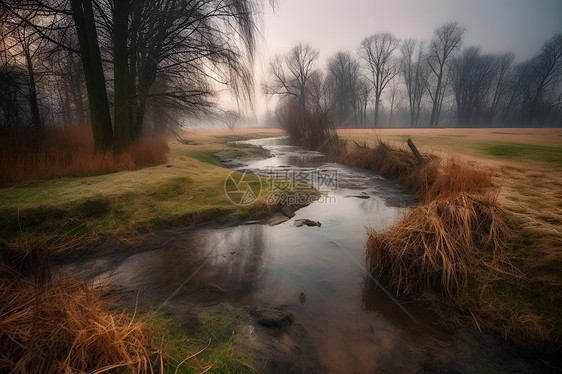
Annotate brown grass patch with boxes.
[337,138,562,349]
[334,140,493,202]
[331,138,562,348]
[0,127,169,186]
[0,266,155,373]
[366,193,511,299]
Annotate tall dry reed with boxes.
[0,267,155,373]
[366,193,510,298]
[0,127,169,186]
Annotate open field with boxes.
[338,128,562,164]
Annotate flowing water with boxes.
[59,137,553,373]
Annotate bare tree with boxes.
[527,33,562,124]
[2,0,262,150]
[69,0,113,150]
[360,32,400,127]
[356,78,370,128]
[224,110,240,131]
[427,21,464,127]
[387,78,403,127]
[451,47,498,126]
[400,39,427,127]
[264,43,319,112]
[0,12,48,131]
[265,43,334,146]
[489,52,515,122]
[327,51,360,127]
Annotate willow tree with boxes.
[1,0,261,151]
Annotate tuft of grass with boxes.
[140,307,256,373]
[0,266,156,373]
[0,127,169,186]
[332,140,493,203]
[366,193,511,299]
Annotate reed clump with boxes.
[366,192,510,299]
[0,127,169,186]
[332,140,507,300]
[336,139,562,348]
[0,267,155,373]
[336,140,493,203]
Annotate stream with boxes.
[59,137,554,373]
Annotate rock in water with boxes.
[249,305,294,328]
[294,219,321,227]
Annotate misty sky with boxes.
[237,0,562,117]
[259,0,561,62]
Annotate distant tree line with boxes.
[0,0,261,151]
[266,22,562,132]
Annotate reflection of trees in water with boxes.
[110,225,266,302]
[219,225,265,298]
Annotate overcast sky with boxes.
[241,0,562,117]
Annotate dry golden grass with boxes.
[0,266,156,373]
[331,135,561,349]
[333,140,493,203]
[0,127,169,186]
[337,127,562,148]
[366,193,510,298]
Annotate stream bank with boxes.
[55,136,558,373]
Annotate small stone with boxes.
[294,219,321,227]
[249,305,294,328]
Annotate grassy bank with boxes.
[332,128,562,352]
[0,128,283,254]
[140,305,257,373]
[0,267,258,373]
[0,127,286,373]
[0,127,170,186]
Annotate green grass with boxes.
[183,149,219,165]
[0,141,302,253]
[358,133,562,167]
[481,142,562,166]
[140,306,256,373]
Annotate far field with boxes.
[339,127,562,232]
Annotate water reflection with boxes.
[84,225,266,304]
[56,136,551,373]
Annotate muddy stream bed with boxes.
[58,137,554,373]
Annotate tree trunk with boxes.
[70,0,113,151]
[24,48,42,131]
[374,94,380,128]
[128,1,143,137]
[429,78,441,127]
[112,0,131,151]
[67,51,87,125]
